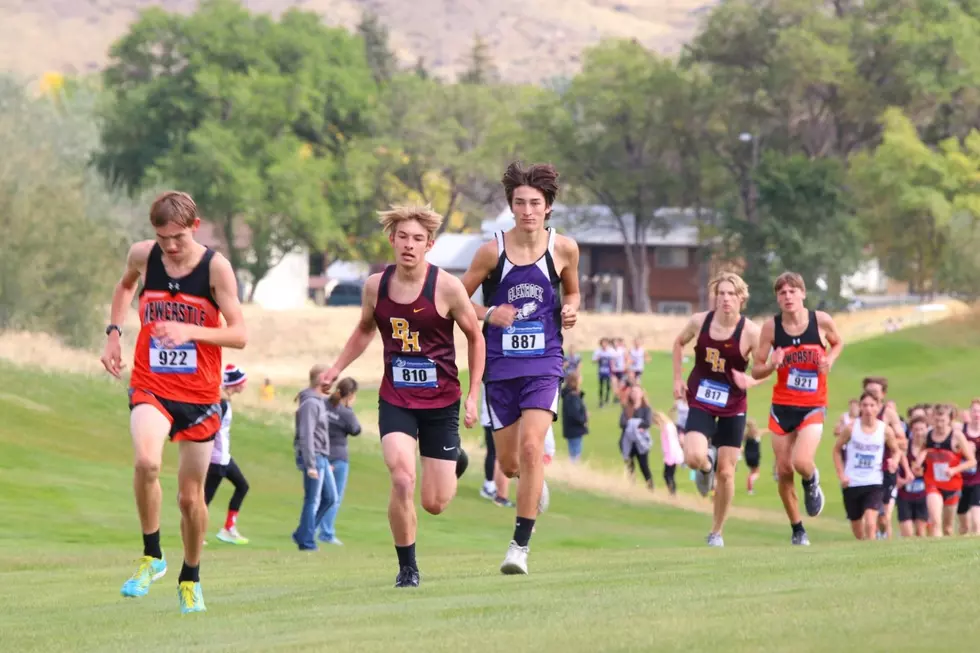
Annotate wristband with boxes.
[485,306,497,322]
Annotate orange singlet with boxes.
[768,310,828,436]
[923,430,963,506]
[128,244,223,442]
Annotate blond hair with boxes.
[708,272,749,307]
[378,204,443,240]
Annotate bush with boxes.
[0,75,152,348]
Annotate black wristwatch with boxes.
[105,324,122,337]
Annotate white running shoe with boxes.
[500,540,529,575]
[216,527,249,545]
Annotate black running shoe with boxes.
[394,566,420,588]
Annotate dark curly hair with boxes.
[501,161,560,218]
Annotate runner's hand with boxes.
[319,367,339,390]
[100,337,125,378]
[818,353,833,374]
[488,304,516,328]
[152,321,192,348]
[463,395,478,428]
[770,347,785,367]
[732,369,749,390]
[839,474,849,488]
[673,378,687,401]
[886,457,897,473]
[560,304,578,329]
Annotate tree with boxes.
[0,76,150,346]
[96,0,378,294]
[459,35,498,85]
[722,152,861,314]
[850,107,980,293]
[522,39,710,312]
[376,74,525,231]
[357,10,398,86]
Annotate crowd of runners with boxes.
[98,158,970,616]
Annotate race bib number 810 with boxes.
[149,338,197,374]
[392,356,438,389]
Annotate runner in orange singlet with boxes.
[752,272,844,546]
[100,191,247,614]
[916,404,975,537]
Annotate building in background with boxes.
[427,205,710,314]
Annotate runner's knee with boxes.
[390,468,416,501]
[134,457,161,480]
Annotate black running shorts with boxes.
[685,406,746,449]
[378,398,460,461]
[842,484,884,521]
[957,484,980,515]
[897,497,927,522]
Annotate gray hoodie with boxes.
[294,388,330,470]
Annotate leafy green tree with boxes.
[96,0,378,292]
[0,76,150,346]
[357,11,398,86]
[522,39,710,312]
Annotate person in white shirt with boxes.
[833,391,902,540]
[204,364,251,545]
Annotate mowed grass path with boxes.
[3,318,980,652]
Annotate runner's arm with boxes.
[734,320,767,389]
[832,429,851,481]
[446,274,486,403]
[330,274,380,374]
[106,241,152,331]
[459,241,499,320]
[817,311,844,368]
[671,312,704,385]
[557,235,581,314]
[950,432,977,475]
[751,319,777,380]
[884,426,903,470]
[834,414,848,437]
[194,254,247,349]
[896,447,914,486]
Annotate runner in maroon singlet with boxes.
[672,273,762,546]
[958,399,980,535]
[322,205,485,588]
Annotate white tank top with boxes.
[211,401,232,466]
[630,347,644,372]
[844,418,885,487]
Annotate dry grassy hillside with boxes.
[0,0,716,83]
[0,302,968,394]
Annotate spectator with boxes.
[620,385,654,490]
[318,377,361,546]
[291,364,337,551]
[560,372,588,462]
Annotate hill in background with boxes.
[0,0,717,83]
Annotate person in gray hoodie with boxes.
[291,364,337,551]
[317,377,361,546]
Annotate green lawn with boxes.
[2,318,979,652]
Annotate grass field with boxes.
[3,317,980,652]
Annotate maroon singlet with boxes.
[374,264,460,410]
[686,311,748,417]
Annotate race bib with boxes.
[856,453,874,470]
[391,356,438,389]
[934,462,951,482]
[904,479,926,493]
[787,368,818,393]
[149,338,197,374]
[695,379,729,408]
[502,321,545,357]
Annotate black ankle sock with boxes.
[513,517,535,547]
[791,521,805,535]
[178,562,199,583]
[396,543,417,570]
[142,530,162,559]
